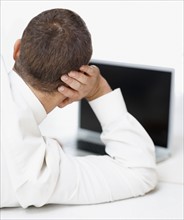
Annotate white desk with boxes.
[1,139,183,220]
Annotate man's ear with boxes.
[13,39,21,61]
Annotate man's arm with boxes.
[50,67,158,205]
[48,88,158,205]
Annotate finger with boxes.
[58,85,78,98]
[61,75,81,90]
[80,65,98,76]
[68,71,88,84]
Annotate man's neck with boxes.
[12,67,65,113]
[28,85,65,113]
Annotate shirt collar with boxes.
[9,70,47,124]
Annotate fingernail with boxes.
[59,86,64,92]
[69,71,75,77]
[61,75,68,81]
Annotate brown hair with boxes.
[14,8,92,92]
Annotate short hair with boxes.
[14,8,93,92]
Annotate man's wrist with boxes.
[86,77,112,101]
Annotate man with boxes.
[1,8,157,208]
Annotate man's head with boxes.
[13,8,92,93]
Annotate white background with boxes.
[1,0,183,142]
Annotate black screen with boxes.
[79,61,172,149]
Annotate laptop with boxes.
[77,60,174,163]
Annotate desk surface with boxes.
[1,139,183,220]
[1,182,183,220]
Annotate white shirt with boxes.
[1,69,158,208]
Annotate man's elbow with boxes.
[134,167,158,196]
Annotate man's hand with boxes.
[57,65,112,108]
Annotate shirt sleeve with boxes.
[3,89,158,208]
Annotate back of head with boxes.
[14,8,92,92]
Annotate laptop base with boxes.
[77,140,171,163]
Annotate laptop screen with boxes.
[79,60,173,149]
